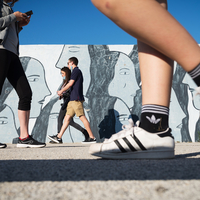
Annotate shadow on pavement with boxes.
[1,152,200,182]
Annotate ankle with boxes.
[19,135,29,141]
[140,104,169,133]
[57,134,62,139]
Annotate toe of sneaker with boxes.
[89,143,102,154]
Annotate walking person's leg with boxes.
[6,52,45,148]
[89,0,200,159]
[57,107,66,134]
[79,115,96,143]
[138,0,174,133]
[48,102,73,143]
[48,107,66,144]
[0,49,11,148]
[49,105,89,143]
[69,118,90,141]
[66,101,96,143]
[91,0,200,71]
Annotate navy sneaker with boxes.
[17,135,46,148]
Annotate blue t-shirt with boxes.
[70,67,85,101]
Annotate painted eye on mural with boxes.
[0,118,8,125]
[189,88,195,92]
[119,68,130,75]
[118,115,129,122]
[28,75,40,82]
[49,113,59,119]
[69,46,80,53]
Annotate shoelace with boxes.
[104,118,136,143]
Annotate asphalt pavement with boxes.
[0,142,200,200]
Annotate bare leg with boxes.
[91,0,200,71]
[18,110,30,139]
[57,114,71,138]
[138,41,173,107]
[138,0,173,107]
[79,115,95,139]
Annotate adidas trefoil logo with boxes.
[146,115,161,124]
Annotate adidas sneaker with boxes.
[89,119,175,159]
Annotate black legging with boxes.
[57,105,85,134]
[0,49,32,110]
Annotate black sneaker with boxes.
[49,140,57,144]
[82,137,97,144]
[17,135,46,148]
[0,143,7,148]
[47,135,63,144]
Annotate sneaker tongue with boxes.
[135,121,140,127]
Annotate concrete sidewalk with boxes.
[0,142,200,200]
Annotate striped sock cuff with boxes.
[141,104,169,115]
[188,63,200,79]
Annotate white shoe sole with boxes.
[90,149,174,159]
[16,144,46,148]
[81,141,97,144]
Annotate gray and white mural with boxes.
[0,45,199,143]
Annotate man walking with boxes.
[48,57,96,144]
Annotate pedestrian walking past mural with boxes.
[0,45,199,144]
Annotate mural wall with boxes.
[0,45,199,143]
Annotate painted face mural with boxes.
[56,45,91,96]
[0,45,198,143]
[0,106,18,143]
[108,53,140,110]
[113,98,132,132]
[169,89,186,142]
[4,58,51,119]
[25,58,51,118]
[47,98,74,143]
[47,97,88,143]
[182,73,200,142]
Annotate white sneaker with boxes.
[89,119,175,159]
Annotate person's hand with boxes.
[59,94,63,100]
[13,11,27,21]
[57,90,63,96]
[18,16,31,27]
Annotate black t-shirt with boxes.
[70,67,84,101]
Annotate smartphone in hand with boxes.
[25,10,33,16]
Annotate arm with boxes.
[0,10,28,30]
[0,14,16,30]
[57,80,75,96]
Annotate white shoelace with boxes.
[104,118,136,143]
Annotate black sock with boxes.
[188,63,200,86]
[140,104,169,133]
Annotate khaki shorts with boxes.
[66,101,85,117]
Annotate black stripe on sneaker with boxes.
[132,135,147,150]
[114,140,127,153]
[123,137,137,152]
